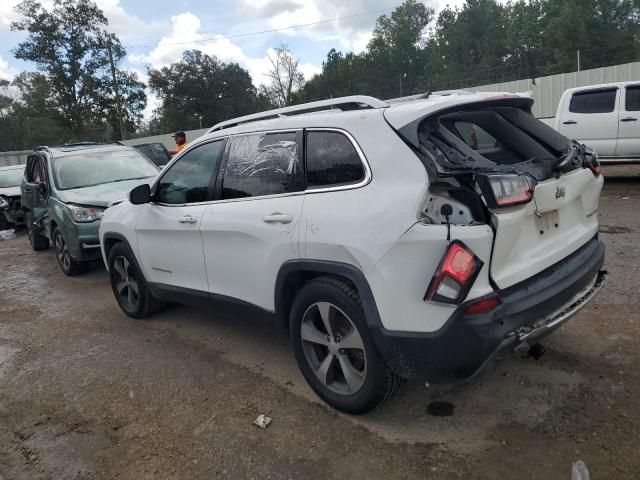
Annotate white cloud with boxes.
[0,54,18,81]
[234,0,477,52]
[96,0,165,42]
[131,12,322,88]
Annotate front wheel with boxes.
[53,228,88,276]
[290,277,401,414]
[25,211,49,251]
[108,242,164,318]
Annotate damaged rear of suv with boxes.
[100,92,605,414]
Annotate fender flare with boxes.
[274,259,383,328]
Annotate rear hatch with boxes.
[384,94,603,289]
[488,168,601,288]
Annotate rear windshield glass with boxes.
[52,148,159,190]
[419,107,570,180]
[0,168,24,188]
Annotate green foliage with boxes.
[298,0,640,101]
[148,50,273,132]
[7,0,146,146]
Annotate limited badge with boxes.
[555,185,566,199]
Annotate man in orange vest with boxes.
[169,131,187,157]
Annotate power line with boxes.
[123,6,398,50]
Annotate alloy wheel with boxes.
[113,255,140,311]
[54,232,71,272]
[300,301,367,395]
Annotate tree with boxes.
[148,50,268,132]
[11,0,146,140]
[264,43,304,107]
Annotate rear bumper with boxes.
[371,237,606,382]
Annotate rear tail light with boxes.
[584,149,601,177]
[477,173,536,208]
[424,241,483,304]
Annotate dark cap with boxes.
[172,131,186,138]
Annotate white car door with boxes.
[135,139,226,292]
[615,84,640,160]
[558,87,620,157]
[200,131,304,311]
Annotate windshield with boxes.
[52,148,159,190]
[0,168,25,188]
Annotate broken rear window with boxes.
[419,107,572,180]
[221,132,303,199]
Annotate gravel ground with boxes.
[1,168,639,479]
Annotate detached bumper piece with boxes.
[371,236,605,382]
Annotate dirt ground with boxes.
[1,167,639,480]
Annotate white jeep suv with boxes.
[100,93,606,413]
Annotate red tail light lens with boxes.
[424,241,484,304]
[464,295,501,315]
[478,174,536,208]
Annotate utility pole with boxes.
[106,38,126,141]
[577,49,581,72]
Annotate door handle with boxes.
[621,117,637,122]
[262,213,293,224]
[562,120,578,125]
[178,215,198,224]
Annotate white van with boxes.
[540,82,639,163]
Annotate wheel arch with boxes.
[101,232,142,273]
[274,260,383,331]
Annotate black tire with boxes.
[52,227,89,276]
[108,242,164,319]
[0,213,10,231]
[25,211,49,251]
[290,277,401,414]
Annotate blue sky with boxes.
[0,0,464,116]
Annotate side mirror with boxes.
[129,184,151,205]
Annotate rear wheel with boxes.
[53,227,88,276]
[290,277,401,414]
[25,211,49,251]
[108,242,164,318]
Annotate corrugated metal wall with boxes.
[473,61,640,118]
[1,61,638,166]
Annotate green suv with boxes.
[21,143,159,275]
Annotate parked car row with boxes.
[11,91,607,413]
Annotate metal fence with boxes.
[1,61,638,166]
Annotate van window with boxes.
[157,140,225,204]
[625,86,640,112]
[221,132,302,199]
[305,131,365,188]
[569,89,617,114]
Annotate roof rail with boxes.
[208,95,387,133]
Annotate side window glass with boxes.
[625,86,640,112]
[305,131,365,188]
[157,140,225,204]
[26,156,44,184]
[221,132,301,199]
[453,122,498,151]
[569,89,617,114]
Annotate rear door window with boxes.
[305,130,365,188]
[569,89,617,114]
[156,140,225,204]
[625,86,640,111]
[221,132,302,199]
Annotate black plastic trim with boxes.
[275,259,383,329]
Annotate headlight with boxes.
[66,204,105,223]
[0,196,8,209]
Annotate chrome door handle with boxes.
[263,213,293,224]
[621,117,637,122]
[178,215,198,224]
